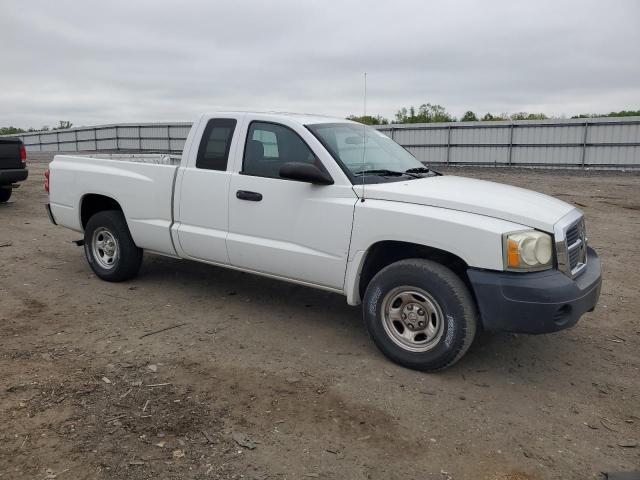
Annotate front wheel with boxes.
[0,187,12,203]
[84,210,143,282]
[363,259,477,371]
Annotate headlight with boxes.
[503,231,553,271]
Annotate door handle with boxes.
[236,190,263,201]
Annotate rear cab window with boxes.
[196,118,237,171]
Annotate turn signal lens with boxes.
[507,239,520,268]
[503,231,553,271]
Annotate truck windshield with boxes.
[307,122,428,182]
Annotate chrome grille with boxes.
[568,244,582,268]
[566,219,587,276]
[555,212,588,278]
[566,224,580,246]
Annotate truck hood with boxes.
[356,175,575,232]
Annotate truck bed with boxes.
[80,153,182,166]
[48,154,180,256]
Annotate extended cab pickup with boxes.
[0,137,28,202]
[46,113,602,371]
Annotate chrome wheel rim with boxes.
[381,286,445,352]
[92,227,119,270]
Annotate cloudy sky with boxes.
[2,0,639,128]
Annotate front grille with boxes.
[569,245,581,267]
[565,218,587,276]
[566,224,580,246]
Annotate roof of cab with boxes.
[205,111,354,126]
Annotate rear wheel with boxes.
[363,259,477,371]
[84,210,142,282]
[0,187,12,203]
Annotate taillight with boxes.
[20,144,27,166]
[44,169,50,193]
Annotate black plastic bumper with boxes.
[0,168,28,185]
[467,247,601,334]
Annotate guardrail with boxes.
[6,116,640,168]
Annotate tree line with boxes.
[347,104,640,125]
[0,120,73,136]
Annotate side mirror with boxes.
[279,162,334,185]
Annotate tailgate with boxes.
[0,139,23,170]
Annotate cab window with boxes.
[196,118,237,171]
[242,122,317,179]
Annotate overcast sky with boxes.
[2,0,639,128]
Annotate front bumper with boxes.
[467,247,601,334]
[0,168,28,185]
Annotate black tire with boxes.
[363,259,477,371]
[83,210,142,282]
[0,187,12,203]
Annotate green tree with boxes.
[510,112,548,120]
[481,112,509,121]
[54,120,73,130]
[461,111,478,122]
[1,121,76,135]
[395,107,410,123]
[395,103,454,123]
[607,110,640,117]
[419,103,454,122]
[0,126,25,135]
[572,109,640,119]
[347,115,389,125]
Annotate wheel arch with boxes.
[348,240,475,306]
[80,193,124,230]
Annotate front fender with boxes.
[344,199,529,305]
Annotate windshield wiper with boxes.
[404,167,431,173]
[404,166,441,176]
[353,169,405,177]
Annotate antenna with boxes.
[363,72,367,117]
[361,72,367,203]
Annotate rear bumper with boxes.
[467,247,602,334]
[0,168,28,185]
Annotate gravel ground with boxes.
[1,154,639,479]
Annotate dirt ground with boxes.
[1,154,639,480]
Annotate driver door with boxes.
[227,120,357,289]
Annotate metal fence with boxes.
[7,116,640,168]
[376,116,640,169]
[13,122,193,153]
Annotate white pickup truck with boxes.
[46,112,602,371]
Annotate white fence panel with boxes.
[377,117,640,168]
[76,130,95,141]
[406,146,448,164]
[586,145,640,166]
[450,146,509,164]
[452,126,509,145]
